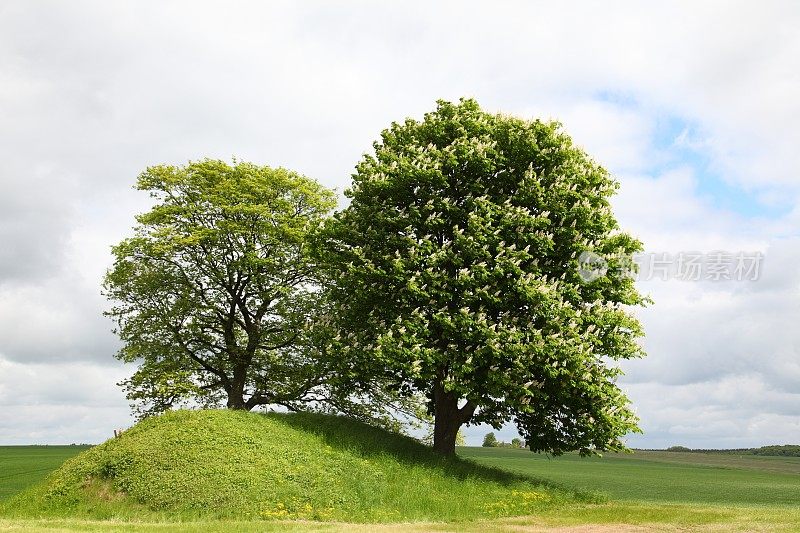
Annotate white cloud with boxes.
[0,276,119,364]
[559,101,658,174]
[626,375,800,448]
[1,0,799,447]
[0,356,132,444]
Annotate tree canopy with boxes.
[104,160,339,416]
[316,98,647,455]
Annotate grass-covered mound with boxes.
[5,409,594,522]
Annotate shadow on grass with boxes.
[272,411,598,501]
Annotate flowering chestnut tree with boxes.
[318,99,647,455]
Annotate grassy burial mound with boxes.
[6,410,592,522]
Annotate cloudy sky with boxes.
[1,1,798,447]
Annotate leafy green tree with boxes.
[511,437,523,449]
[666,445,691,452]
[317,99,647,455]
[104,160,341,416]
[482,432,498,447]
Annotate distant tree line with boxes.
[481,432,524,449]
[663,445,800,457]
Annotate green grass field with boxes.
[0,446,90,501]
[459,446,800,506]
[1,414,799,531]
[1,410,590,524]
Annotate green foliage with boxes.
[6,410,588,522]
[750,445,800,457]
[104,160,344,415]
[666,445,691,452]
[482,434,524,449]
[660,444,800,457]
[316,98,647,455]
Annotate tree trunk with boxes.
[226,389,246,409]
[432,383,476,455]
[226,365,248,409]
